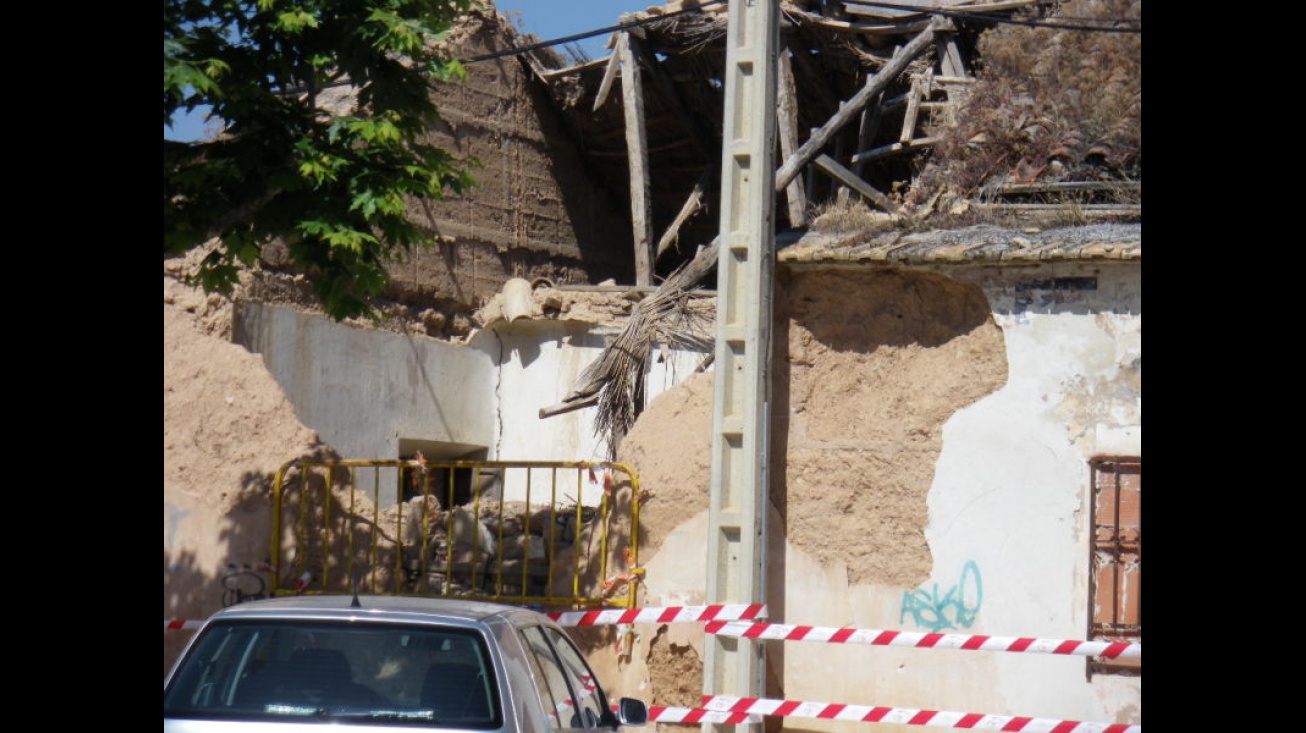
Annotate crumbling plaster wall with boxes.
[595,262,1140,732]
[166,256,1140,727]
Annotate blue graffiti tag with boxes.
[899,561,983,632]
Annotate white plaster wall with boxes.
[921,263,1141,724]
[236,304,712,508]
[474,320,610,464]
[234,303,498,495]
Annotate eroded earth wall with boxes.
[601,269,1008,722]
[386,9,633,315]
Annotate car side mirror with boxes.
[615,697,648,726]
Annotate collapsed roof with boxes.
[488,0,1141,283]
[475,0,1140,454]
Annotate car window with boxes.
[164,620,499,727]
[520,626,573,730]
[519,625,608,731]
[541,626,607,728]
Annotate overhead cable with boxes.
[472,0,1142,65]
[468,0,727,63]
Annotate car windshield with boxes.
[164,619,500,727]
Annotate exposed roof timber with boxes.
[502,0,1136,291]
[841,0,1044,23]
[774,22,938,191]
[618,31,655,286]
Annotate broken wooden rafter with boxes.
[851,137,939,165]
[541,55,611,80]
[814,154,899,213]
[554,284,717,295]
[655,170,710,261]
[539,232,805,429]
[632,31,719,262]
[774,21,939,193]
[538,392,600,418]
[900,74,928,144]
[882,95,951,113]
[593,40,622,111]
[935,29,967,79]
[851,75,886,181]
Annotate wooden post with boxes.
[777,49,807,227]
[617,32,654,286]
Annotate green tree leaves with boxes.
[164,0,478,321]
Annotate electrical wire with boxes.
[944,11,1140,33]
[468,0,727,63]
[839,0,1140,33]
[470,0,1139,66]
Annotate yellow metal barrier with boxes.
[269,458,643,609]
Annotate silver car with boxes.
[164,594,649,732]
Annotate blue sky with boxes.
[164,0,654,142]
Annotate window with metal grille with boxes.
[1087,456,1140,677]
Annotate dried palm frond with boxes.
[575,239,722,457]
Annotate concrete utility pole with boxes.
[704,1,778,731]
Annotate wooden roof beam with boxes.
[777,48,808,228]
[814,154,899,213]
[617,31,654,286]
[655,170,709,262]
[775,22,939,192]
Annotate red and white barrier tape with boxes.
[705,621,1140,659]
[163,604,768,632]
[701,696,1139,732]
[164,619,203,630]
[166,607,1139,665]
[546,603,767,627]
[648,706,762,724]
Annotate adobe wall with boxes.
[166,258,1141,730]
[379,9,633,318]
[595,262,1141,732]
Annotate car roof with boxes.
[201,594,552,627]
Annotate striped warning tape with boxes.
[164,619,203,630]
[163,611,1136,729]
[166,606,1138,664]
[545,603,768,627]
[704,620,1140,659]
[561,676,770,727]
[163,604,768,632]
[700,695,1140,732]
[648,706,762,724]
